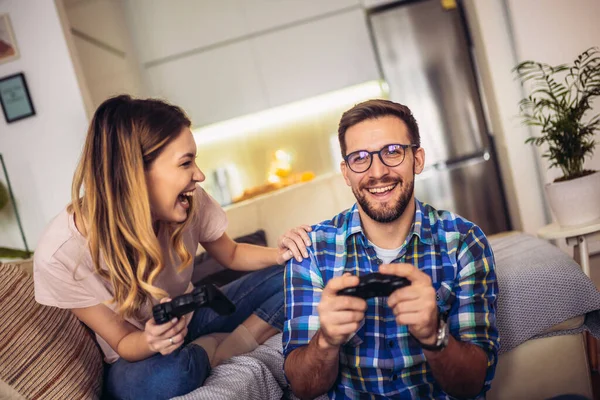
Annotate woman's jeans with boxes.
[104,265,284,400]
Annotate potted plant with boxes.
[514,47,600,227]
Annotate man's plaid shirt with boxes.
[283,199,499,399]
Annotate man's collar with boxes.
[412,199,433,245]
[346,204,363,238]
[344,199,433,245]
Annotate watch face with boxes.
[439,320,449,347]
[418,316,449,351]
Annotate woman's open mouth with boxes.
[177,190,195,209]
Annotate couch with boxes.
[1,173,597,399]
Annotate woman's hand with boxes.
[276,225,312,264]
[144,298,188,355]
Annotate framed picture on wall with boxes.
[0,73,35,123]
[0,13,19,64]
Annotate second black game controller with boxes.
[152,283,236,325]
[337,272,411,299]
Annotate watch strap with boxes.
[416,314,448,352]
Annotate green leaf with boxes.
[0,247,33,259]
[514,47,600,177]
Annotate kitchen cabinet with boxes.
[145,40,269,127]
[125,0,248,64]
[240,0,359,33]
[251,8,380,107]
[64,0,144,108]
[137,4,379,126]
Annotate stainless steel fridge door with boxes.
[370,0,489,165]
[415,154,510,235]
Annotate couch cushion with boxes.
[0,379,25,400]
[0,262,104,399]
[488,333,592,400]
[10,258,33,275]
[542,315,584,334]
[489,233,600,353]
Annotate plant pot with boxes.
[544,171,600,227]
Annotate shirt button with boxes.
[388,340,395,348]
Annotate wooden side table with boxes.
[537,218,600,278]
[537,218,600,372]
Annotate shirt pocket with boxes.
[339,318,366,367]
[344,318,365,347]
[434,280,455,316]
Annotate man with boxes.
[282,100,499,399]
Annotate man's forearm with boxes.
[425,336,488,398]
[284,330,340,399]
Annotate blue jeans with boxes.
[104,265,284,400]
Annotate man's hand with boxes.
[317,273,367,348]
[380,263,438,346]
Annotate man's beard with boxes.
[352,175,415,223]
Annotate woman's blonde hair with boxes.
[70,95,196,319]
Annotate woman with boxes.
[33,95,311,399]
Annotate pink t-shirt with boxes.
[33,186,227,363]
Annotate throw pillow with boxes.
[192,230,268,287]
[0,263,104,399]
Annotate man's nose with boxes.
[369,155,390,177]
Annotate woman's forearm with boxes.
[71,304,157,363]
[201,235,282,271]
[226,243,280,270]
[116,330,156,362]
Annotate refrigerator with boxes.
[368,0,510,235]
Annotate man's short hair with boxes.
[337,99,421,157]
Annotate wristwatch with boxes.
[418,314,449,352]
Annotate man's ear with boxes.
[340,161,351,186]
[414,147,425,175]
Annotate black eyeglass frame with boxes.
[343,143,419,173]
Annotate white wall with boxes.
[463,0,548,234]
[0,0,88,249]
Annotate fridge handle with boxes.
[425,150,491,172]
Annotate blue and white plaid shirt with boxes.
[283,199,499,399]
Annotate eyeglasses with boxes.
[344,143,419,173]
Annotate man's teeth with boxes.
[368,184,395,194]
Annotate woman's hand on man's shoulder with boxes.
[276,225,312,264]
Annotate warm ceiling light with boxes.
[193,80,388,146]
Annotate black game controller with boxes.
[152,283,236,325]
[337,272,411,299]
